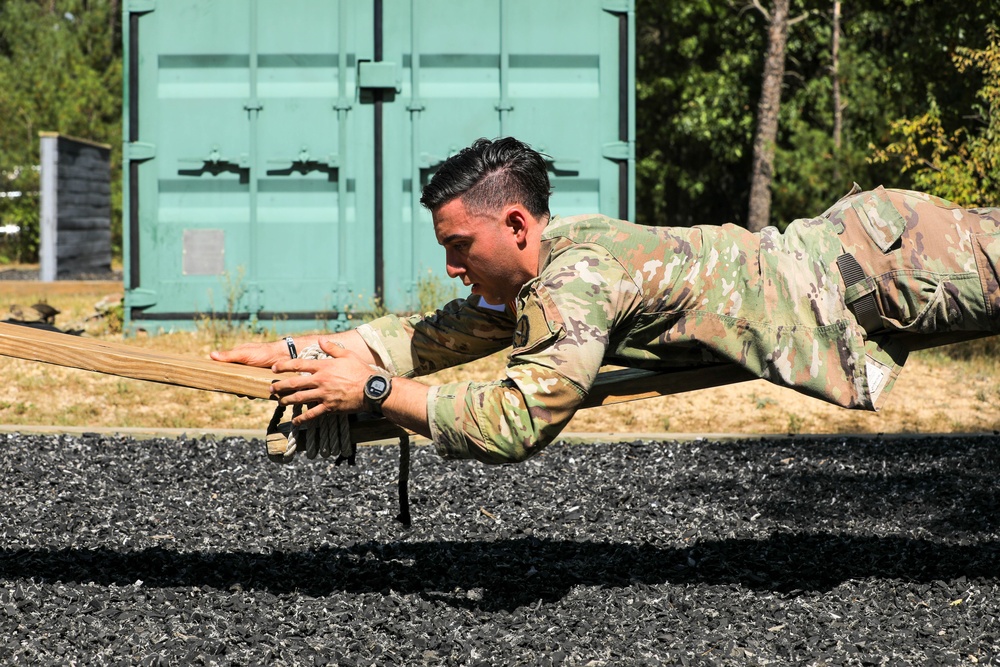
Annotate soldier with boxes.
[213,137,1000,464]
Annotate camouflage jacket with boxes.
[358,187,1000,463]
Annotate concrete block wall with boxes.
[39,133,112,281]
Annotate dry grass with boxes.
[3,281,1000,437]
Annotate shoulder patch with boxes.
[513,315,531,348]
[511,285,563,356]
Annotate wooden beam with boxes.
[0,322,285,399]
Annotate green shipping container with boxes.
[123,0,635,333]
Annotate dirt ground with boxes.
[565,353,1000,436]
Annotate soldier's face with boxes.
[433,198,534,306]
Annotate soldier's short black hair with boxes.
[420,137,551,218]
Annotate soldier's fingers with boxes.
[292,402,330,425]
[318,338,350,357]
[271,358,327,374]
[276,386,327,407]
[269,373,322,397]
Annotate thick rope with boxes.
[264,343,411,525]
[397,435,411,527]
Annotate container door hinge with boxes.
[127,288,157,308]
[602,141,633,161]
[126,142,156,161]
[267,147,339,170]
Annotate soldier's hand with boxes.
[211,340,287,368]
[269,340,373,423]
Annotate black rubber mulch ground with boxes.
[0,432,998,665]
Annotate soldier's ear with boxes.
[504,206,530,244]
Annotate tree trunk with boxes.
[746,0,791,232]
[832,0,843,152]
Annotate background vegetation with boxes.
[635,0,999,227]
[0,0,121,263]
[0,0,997,262]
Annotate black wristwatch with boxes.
[363,373,393,413]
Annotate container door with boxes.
[125,0,375,330]
[379,0,634,311]
[254,0,375,324]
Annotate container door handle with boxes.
[543,156,580,175]
[178,146,250,174]
[266,147,339,175]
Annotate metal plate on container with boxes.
[182,229,225,276]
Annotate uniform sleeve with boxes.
[355,295,515,377]
[427,244,640,463]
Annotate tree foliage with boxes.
[637,0,1000,229]
[871,25,1000,206]
[636,0,763,228]
[0,0,121,263]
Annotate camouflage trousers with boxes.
[829,186,1000,339]
[814,186,1000,408]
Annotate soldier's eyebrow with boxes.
[439,233,471,246]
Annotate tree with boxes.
[636,0,997,231]
[746,0,792,232]
[831,0,843,171]
[0,0,122,263]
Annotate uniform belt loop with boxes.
[836,253,884,336]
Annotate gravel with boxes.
[0,431,998,665]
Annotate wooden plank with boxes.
[0,322,284,399]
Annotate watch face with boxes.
[366,375,389,399]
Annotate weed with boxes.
[752,393,777,410]
[104,301,124,334]
[351,273,457,323]
[196,266,250,349]
[787,413,804,434]
[363,295,391,323]
[90,295,124,335]
[661,416,671,431]
[415,270,458,314]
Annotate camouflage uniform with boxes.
[358,186,1000,464]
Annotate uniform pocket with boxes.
[511,284,564,357]
[974,231,1000,321]
[876,270,985,332]
[852,186,909,253]
[876,276,946,333]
